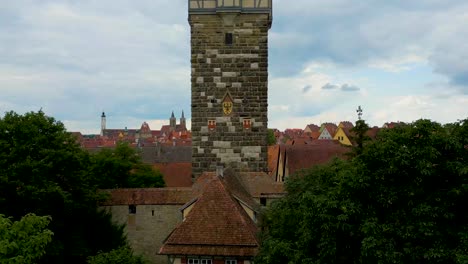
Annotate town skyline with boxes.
[1,0,467,134]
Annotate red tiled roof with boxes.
[322,123,338,137]
[159,245,257,256]
[236,172,285,198]
[268,145,280,177]
[366,126,381,139]
[153,163,193,188]
[310,131,321,140]
[159,175,259,257]
[305,124,320,132]
[100,188,195,206]
[339,121,354,129]
[286,141,349,175]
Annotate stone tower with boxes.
[189,0,272,177]
[100,112,106,136]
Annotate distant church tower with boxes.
[100,112,106,136]
[189,0,272,177]
[169,111,176,131]
[180,110,186,129]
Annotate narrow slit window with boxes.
[225,33,233,45]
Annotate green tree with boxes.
[350,119,370,154]
[87,247,146,264]
[267,129,277,145]
[0,111,126,263]
[90,142,165,188]
[0,213,53,263]
[257,119,468,264]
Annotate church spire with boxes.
[180,110,186,129]
[170,111,176,131]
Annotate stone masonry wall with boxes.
[190,13,270,177]
[103,205,182,264]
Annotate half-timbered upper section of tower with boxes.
[188,0,272,26]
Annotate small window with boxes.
[129,205,136,214]
[152,210,155,216]
[226,260,237,264]
[225,33,233,45]
[260,197,267,206]
[189,259,212,264]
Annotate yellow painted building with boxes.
[333,122,354,146]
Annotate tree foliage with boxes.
[0,111,127,263]
[90,142,165,188]
[267,129,277,146]
[87,246,146,264]
[350,119,370,154]
[0,213,53,263]
[257,119,468,264]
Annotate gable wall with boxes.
[103,205,183,264]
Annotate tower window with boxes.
[129,205,136,214]
[225,33,233,45]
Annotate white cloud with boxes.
[1,0,468,133]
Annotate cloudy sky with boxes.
[1,0,467,133]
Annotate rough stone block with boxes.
[213,141,231,149]
[216,117,230,123]
[241,146,262,154]
[222,72,237,77]
[206,49,218,56]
